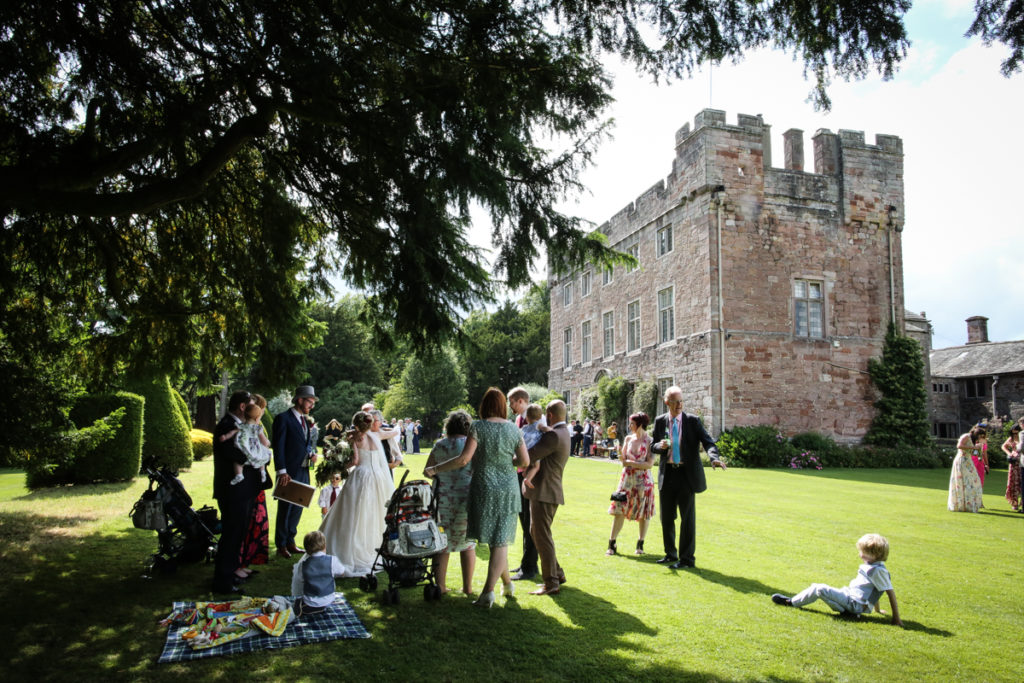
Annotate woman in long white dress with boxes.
[320,411,396,576]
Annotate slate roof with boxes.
[930,340,1024,378]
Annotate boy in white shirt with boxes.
[291,530,348,617]
[771,533,903,626]
[318,473,343,518]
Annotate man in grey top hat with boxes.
[272,385,319,559]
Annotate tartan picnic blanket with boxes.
[158,593,370,663]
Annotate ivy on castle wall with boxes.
[864,322,931,446]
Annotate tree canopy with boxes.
[9,0,999,457]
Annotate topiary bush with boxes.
[190,429,214,460]
[69,391,145,481]
[129,374,193,471]
[25,410,123,488]
[717,425,797,467]
[172,388,192,430]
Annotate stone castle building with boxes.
[548,109,906,442]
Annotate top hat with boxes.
[294,385,318,401]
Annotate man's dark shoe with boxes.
[771,593,792,606]
[669,560,695,569]
[276,547,292,559]
[287,543,305,555]
[511,568,538,581]
[655,556,678,565]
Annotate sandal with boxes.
[605,539,617,556]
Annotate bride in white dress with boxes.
[319,411,396,576]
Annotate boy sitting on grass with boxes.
[771,533,903,626]
[290,530,348,617]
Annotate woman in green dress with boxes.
[426,387,529,608]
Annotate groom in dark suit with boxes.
[272,385,318,559]
[650,386,726,569]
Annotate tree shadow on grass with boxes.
[14,478,136,500]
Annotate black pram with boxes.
[359,470,448,605]
[130,467,219,575]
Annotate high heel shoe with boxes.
[472,591,495,608]
[635,539,644,555]
[605,539,617,556]
[502,581,515,599]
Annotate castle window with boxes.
[562,327,572,368]
[658,286,675,344]
[603,310,615,358]
[627,299,641,352]
[581,320,592,363]
[932,422,959,438]
[793,279,824,338]
[563,389,571,406]
[963,378,988,399]
[562,282,572,307]
[627,243,639,271]
[656,225,674,257]
[657,376,675,397]
[602,267,613,286]
[581,271,592,297]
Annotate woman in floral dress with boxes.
[426,387,529,608]
[1001,424,1022,511]
[423,410,476,595]
[948,425,986,512]
[605,412,655,555]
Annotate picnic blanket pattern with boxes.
[158,593,370,663]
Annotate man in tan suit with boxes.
[523,400,570,595]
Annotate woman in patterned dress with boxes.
[423,410,476,596]
[605,412,655,556]
[948,425,986,512]
[238,394,271,575]
[426,387,529,608]
[1001,424,1022,511]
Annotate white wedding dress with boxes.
[319,431,395,577]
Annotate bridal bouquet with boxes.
[314,420,354,486]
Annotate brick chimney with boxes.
[966,316,989,344]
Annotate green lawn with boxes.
[1,456,1020,681]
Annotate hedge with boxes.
[191,429,214,460]
[719,425,949,469]
[172,389,192,430]
[129,374,193,470]
[25,410,124,488]
[69,391,145,481]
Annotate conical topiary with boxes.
[129,374,193,471]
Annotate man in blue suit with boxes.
[272,385,318,559]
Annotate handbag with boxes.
[610,490,627,502]
[130,489,168,531]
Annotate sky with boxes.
[468,0,1024,350]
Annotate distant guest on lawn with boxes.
[650,386,726,570]
[948,424,985,513]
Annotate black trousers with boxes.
[659,467,696,563]
[213,487,255,590]
[516,471,538,574]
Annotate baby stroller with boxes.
[130,467,219,576]
[359,470,447,605]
